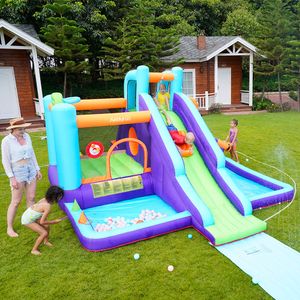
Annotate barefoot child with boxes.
[226,119,239,163]
[21,186,65,255]
[161,110,195,156]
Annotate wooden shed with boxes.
[165,36,257,112]
[0,19,54,124]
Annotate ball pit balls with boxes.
[252,278,259,284]
[167,265,174,272]
[187,234,193,239]
[246,158,249,162]
[133,253,140,260]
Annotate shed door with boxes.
[0,67,20,120]
[217,68,231,105]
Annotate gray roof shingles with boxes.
[13,24,40,40]
[165,36,237,61]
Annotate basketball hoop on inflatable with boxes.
[85,141,104,158]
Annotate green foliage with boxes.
[41,73,123,98]
[102,1,182,79]
[252,96,272,111]
[0,0,46,24]
[284,2,300,111]
[267,103,283,113]
[184,0,252,35]
[1,0,300,96]
[253,95,291,112]
[262,101,291,113]
[255,0,292,75]
[247,74,294,92]
[254,0,294,109]
[141,0,195,35]
[289,91,298,101]
[220,7,260,39]
[40,0,90,96]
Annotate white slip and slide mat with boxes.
[216,233,300,300]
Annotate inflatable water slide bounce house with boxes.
[44,66,294,251]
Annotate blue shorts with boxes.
[12,162,37,184]
[167,124,177,131]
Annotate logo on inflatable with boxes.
[86,141,104,158]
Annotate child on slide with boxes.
[161,110,195,156]
[154,83,170,111]
[21,186,66,255]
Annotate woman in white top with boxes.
[1,118,42,237]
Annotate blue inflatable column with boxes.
[170,67,183,109]
[136,65,150,111]
[52,103,81,190]
[43,95,56,166]
[124,70,137,110]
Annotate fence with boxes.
[241,90,249,104]
[191,92,216,110]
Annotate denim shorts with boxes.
[12,162,37,184]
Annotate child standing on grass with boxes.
[21,186,65,255]
[226,119,239,163]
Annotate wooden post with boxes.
[0,29,5,45]
[32,46,44,119]
[214,55,218,102]
[249,52,253,107]
[205,91,209,110]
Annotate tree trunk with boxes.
[91,57,100,82]
[261,79,266,100]
[277,72,283,111]
[63,72,67,98]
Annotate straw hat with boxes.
[6,117,32,130]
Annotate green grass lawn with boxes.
[0,112,299,299]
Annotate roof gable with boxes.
[0,19,54,56]
[164,36,257,62]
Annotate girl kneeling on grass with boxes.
[21,186,65,255]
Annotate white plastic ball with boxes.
[133,253,140,260]
[167,265,174,272]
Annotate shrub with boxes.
[208,103,222,114]
[289,91,298,101]
[282,102,291,111]
[252,96,272,111]
[267,103,282,113]
[41,72,123,98]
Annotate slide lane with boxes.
[173,92,294,210]
[216,233,300,300]
[167,112,266,245]
[139,93,218,242]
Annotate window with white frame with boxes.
[182,69,195,97]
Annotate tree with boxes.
[40,0,89,97]
[285,1,300,111]
[102,1,181,79]
[0,0,47,27]
[221,7,260,40]
[62,0,127,81]
[140,0,195,35]
[255,0,293,110]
